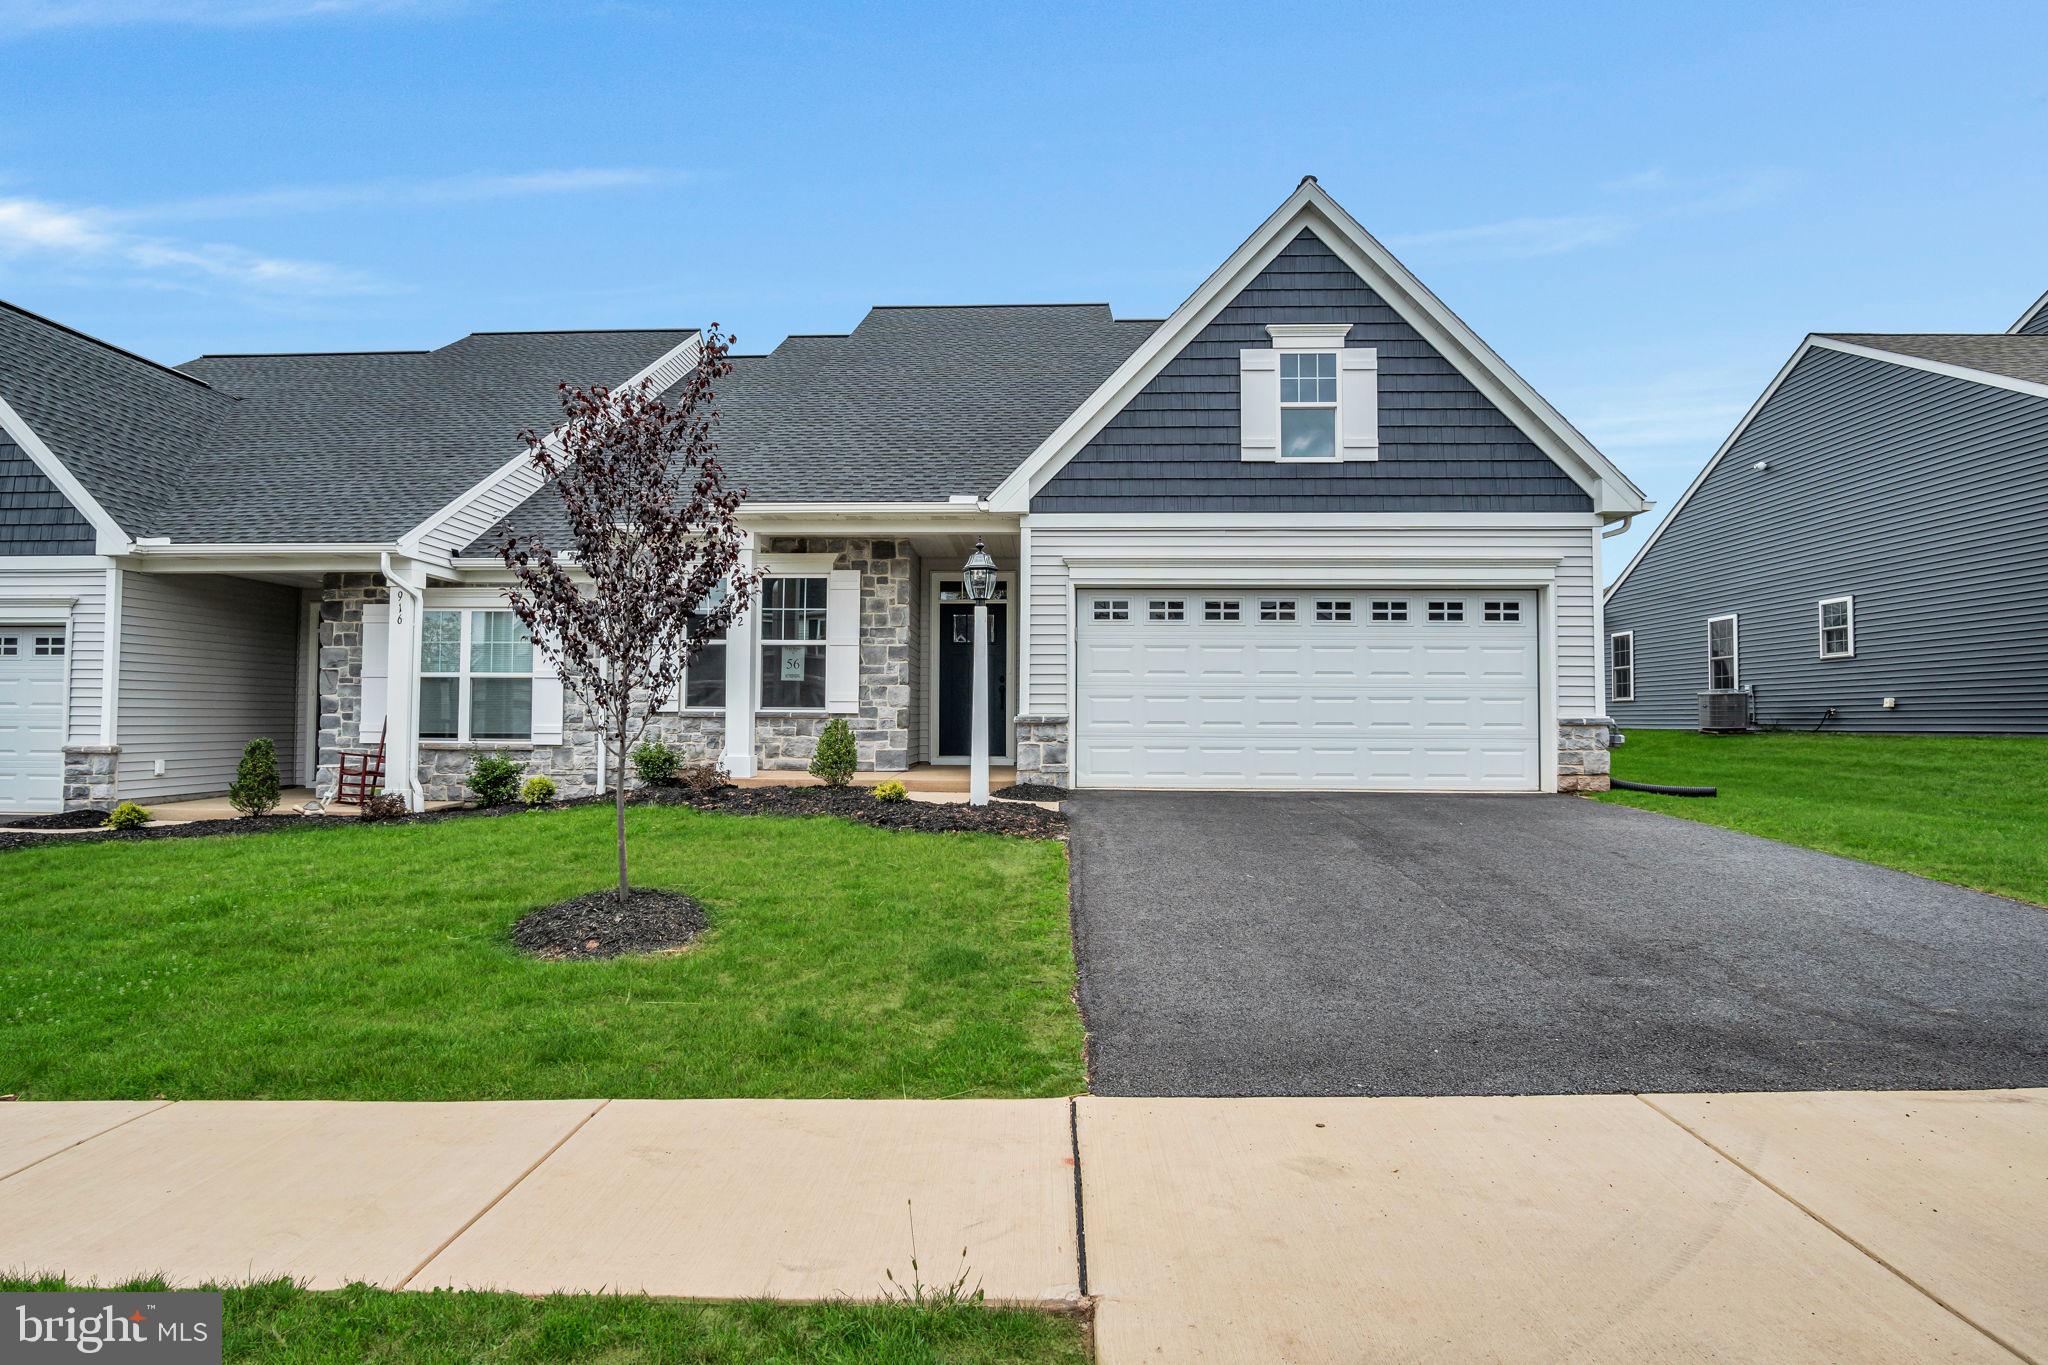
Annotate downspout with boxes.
[379,551,427,813]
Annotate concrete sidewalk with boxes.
[0,1091,2041,1362]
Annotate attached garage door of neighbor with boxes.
[1074,589,1540,791]
[0,626,68,812]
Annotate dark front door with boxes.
[938,602,1007,759]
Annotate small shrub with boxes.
[809,717,858,787]
[104,801,152,831]
[631,740,681,787]
[675,762,727,793]
[520,774,557,807]
[228,736,282,817]
[468,752,523,806]
[359,792,407,822]
[873,779,908,803]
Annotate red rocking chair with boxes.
[336,723,387,808]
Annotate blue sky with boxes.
[3,0,2043,574]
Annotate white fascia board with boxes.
[1607,333,2048,602]
[2010,289,2048,335]
[1025,511,1602,529]
[1813,336,2048,402]
[0,392,131,553]
[396,331,705,557]
[987,179,1651,517]
[1604,338,1816,602]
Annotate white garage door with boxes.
[1074,589,1539,791]
[0,625,68,812]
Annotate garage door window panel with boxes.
[1428,600,1465,623]
[1259,599,1296,622]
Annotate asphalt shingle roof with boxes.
[171,328,695,542]
[1822,333,2048,388]
[470,303,1157,553]
[0,302,236,537]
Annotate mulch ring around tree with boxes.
[647,783,1066,838]
[511,887,708,961]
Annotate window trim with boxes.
[1707,613,1740,690]
[420,607,537,743]
[1818,595,1855,660]
[1609,630,1635,703]
[757,573,830,713]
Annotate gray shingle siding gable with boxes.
[0,439,95,554]
[1605,346,2048,733]
[2015,303,2048,337]
[1031,230,1592,513]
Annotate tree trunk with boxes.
[614,721,630,908]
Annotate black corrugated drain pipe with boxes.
[1611,778,1718,798]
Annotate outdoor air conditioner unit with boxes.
[1698,690,1751,733]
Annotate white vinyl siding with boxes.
[116,572,302,799]
[1023,521,1600,718]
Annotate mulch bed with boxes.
[2,808,112,830]
[992,782,1067,803]
[0,780,1064,854]
[511,887,708,960]
[648,783,1067,838]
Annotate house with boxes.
[0,179,1648,814]
[1603,293,2048,734]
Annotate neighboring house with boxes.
[0,179,1648,813]
[1604,296,2048,733]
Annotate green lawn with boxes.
[0,806,1083,1101]
[0,1277,1090,1364]
[1598,729,2048,906]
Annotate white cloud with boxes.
[1571,369,1756,459]
[119,167,678,223]
[1389,168,1795,263]
[1386,213,1633,260]
[0,0,448,33]
[0,193,379,294]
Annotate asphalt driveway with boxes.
[1068,792,2048,1096]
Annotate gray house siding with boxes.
[1605,346,2048,733]
[1031,229,1592,513]
[2017,301,2048,337]
[0,439,95,555]
[117,571,304,799]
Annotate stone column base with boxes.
[1014,714,1070,789]
[1557,717,1614,793]
[62,744,120,810]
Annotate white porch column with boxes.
[722,532,759,777]
[379,553,428,811]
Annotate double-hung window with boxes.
[759,576,828,710]
[1610,631,1635,703]
[421,609,535,741]
[1279,352,1338,459]
[1708,615,1739,690]
[1818,596,1854,659]
[680,585,729,709]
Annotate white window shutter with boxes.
[359,603,389,741]
[1339,347,1379,459]
[530,626,564,744]
[1240,349,1280,460]
[825,569,860,714]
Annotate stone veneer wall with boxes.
[61,745,120,810]
[1013,715,1069,789]
[315,573,386,801]
[317,541,921,802]
[754,537,916,773]
[1556,718,1613,793]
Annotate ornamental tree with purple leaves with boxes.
[500,327,758,907]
